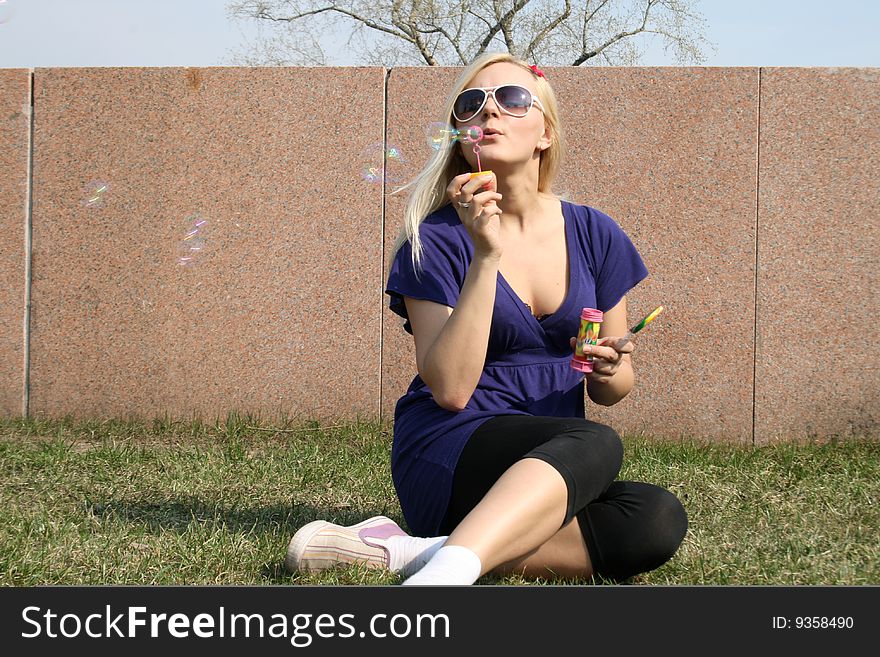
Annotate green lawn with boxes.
[1,413,877,585]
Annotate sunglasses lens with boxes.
[454,89,486,121]
[495,85,533,115]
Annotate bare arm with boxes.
[404,253,500,411]
[403,172,504,412]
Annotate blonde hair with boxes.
[390,52,566,277]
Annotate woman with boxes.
[286,53,687,585]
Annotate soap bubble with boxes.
[360,142,405,184]
[460,125,485,170]
[0,1,16,24]
[424,123,486,154]
[426,122,461,151]
[464,125,483,143]
[178,213,208,266]
[81,181,110,208]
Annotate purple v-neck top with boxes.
[385,200,648,536]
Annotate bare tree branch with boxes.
[406,1,439,64]
[524,0,571,61]
[476,0,531,58]
[224,0,714,68]
[573,0,654,65]
[581,0,611,56]
[419,3,469,64]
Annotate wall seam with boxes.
[22,69,34,418]
[751,67,763,447]
[378,68,390,423]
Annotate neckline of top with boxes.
[495,200,578,333]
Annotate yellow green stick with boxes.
[617,306,663,348]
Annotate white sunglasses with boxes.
[452,84,546,123]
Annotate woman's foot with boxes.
[285,515,408,573]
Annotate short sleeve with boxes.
[385,216,467,335]
[584,207,649,311]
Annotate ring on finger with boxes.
[457,200,470,208]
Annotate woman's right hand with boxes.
[447,172,503,260]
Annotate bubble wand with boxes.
[463,126,493,180]
[616,306,664,349]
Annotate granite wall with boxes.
[0,66,876,444]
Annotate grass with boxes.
[0,413,877,586]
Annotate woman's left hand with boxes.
[568,336,634,383]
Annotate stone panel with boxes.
[0,70,30,417]
[756,68,879,442]
[29,67,386,421]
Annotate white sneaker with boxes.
[285,515,408,573]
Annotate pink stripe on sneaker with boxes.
[359,523,407,542]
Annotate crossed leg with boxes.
[442,456,591,578]
[424,415,687,583]
[286,416,685,583]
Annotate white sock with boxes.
[400,545,482,586]
[386,535,447,577]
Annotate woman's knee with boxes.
[523,421,624,520]
[557,421,624,484]
[654,488,688,559]
[589,423,624,475]
[582,482,688,581]
[638,485,689,566]
[530,421,622,475]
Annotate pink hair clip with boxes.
[529,64,546,79]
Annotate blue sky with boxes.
[0,0,878,67]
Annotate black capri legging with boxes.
[439,415,688,581]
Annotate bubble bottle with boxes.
[570,308,604,373]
